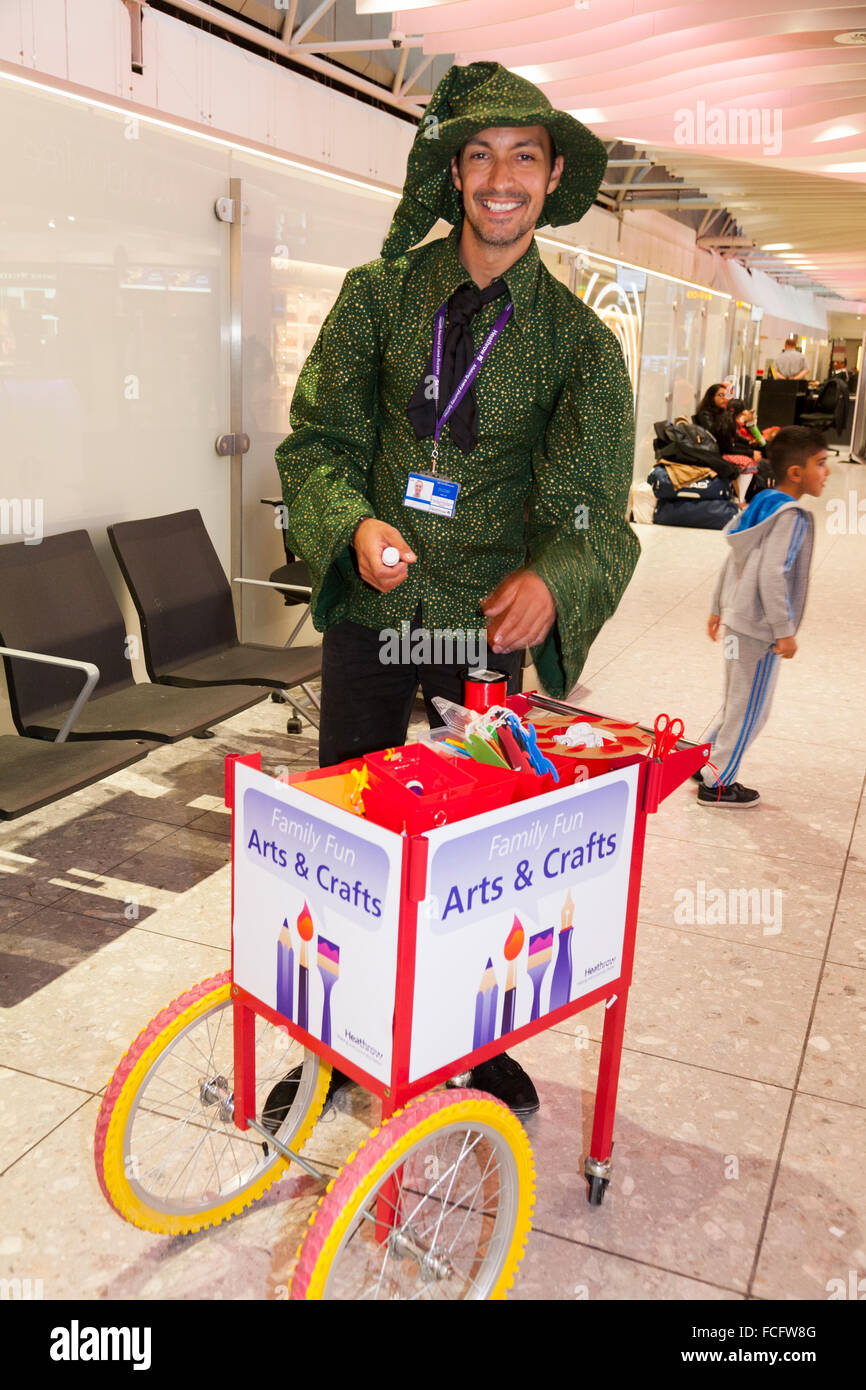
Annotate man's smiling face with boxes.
[450,125,564,249]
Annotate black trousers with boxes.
[318,608,522,768]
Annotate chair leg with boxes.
[282,605,311,650]
[300,682,321,711]
[282,691,319,731]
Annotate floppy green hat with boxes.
[381,61,607,260]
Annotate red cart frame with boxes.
[226,704,708,1206]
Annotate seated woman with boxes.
[694,384,758,506]
[694,382,738,452]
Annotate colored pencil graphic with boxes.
[473,958,499,1049]
[296,900,314,1031]
[527,928,554,1021]
[500,915,525,1036]
[317,935,340,1045]
[549,890,574,1011]
[276,917,294,1020]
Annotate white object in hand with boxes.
[554,721,611,749]
[382,546,400,567]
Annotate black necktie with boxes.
[407,278,509,455]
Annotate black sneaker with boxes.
[262,1064,350,1134]
[697,780,760,808]
[468,1053,539,1117]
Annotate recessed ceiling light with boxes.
[813,124,860,142]
[824,161,866,172]
[761,243,792,250]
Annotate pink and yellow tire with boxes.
[95,972,330,1235]
[291,1089,535,1300]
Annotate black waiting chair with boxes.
[259,495,314,652]
[107,510,321,734]
[800,377,850,455]
[0,735,156,819]
[0,646,157,819]
[0,533,270,742]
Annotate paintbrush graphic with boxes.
[276,917,294,1021]
[500,915,525,1036]
[317,935,340,1045]
[296,900,314,1031]
[527,928,554,1021]
[473,957,499,1050]
[549,889,575,1011]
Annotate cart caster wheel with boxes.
[584,1149,612,1208]
[286,717,303,735]
[587,1175,609,1207]
[271,691,288,704]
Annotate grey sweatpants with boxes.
[700,629,781,787]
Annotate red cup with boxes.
[463,669,508,713]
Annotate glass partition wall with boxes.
[234,151,393,645]
[0,75,231,672]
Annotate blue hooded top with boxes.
[732,488,793,532]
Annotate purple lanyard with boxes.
[429,297,513,467]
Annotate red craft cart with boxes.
[95,699,707,1300]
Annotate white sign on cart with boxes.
[410,764,640,1082]
[231,763,403,1085]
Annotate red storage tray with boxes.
[364,744,514,834]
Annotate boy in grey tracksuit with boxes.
[698,427,830,807]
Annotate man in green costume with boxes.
[275,62,639,1115]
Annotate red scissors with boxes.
[653,713,684,760]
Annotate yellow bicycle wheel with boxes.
[291,1088,535,1300]
[95,972,331,1235]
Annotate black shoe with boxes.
[468,1053,539,1117]
[697,780,760,808]
[262,1064,350,1134]
[691,770,704,784]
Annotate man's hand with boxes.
[481,569,556,653]
[707,614,720,641]
[352,518,416,593]
[773,635,797,659]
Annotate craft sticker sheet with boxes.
[409,765,639,1082]
[232,764,403,1084]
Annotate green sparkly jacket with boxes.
[275,227,639,698]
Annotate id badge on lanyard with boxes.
[403,297,513,521]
